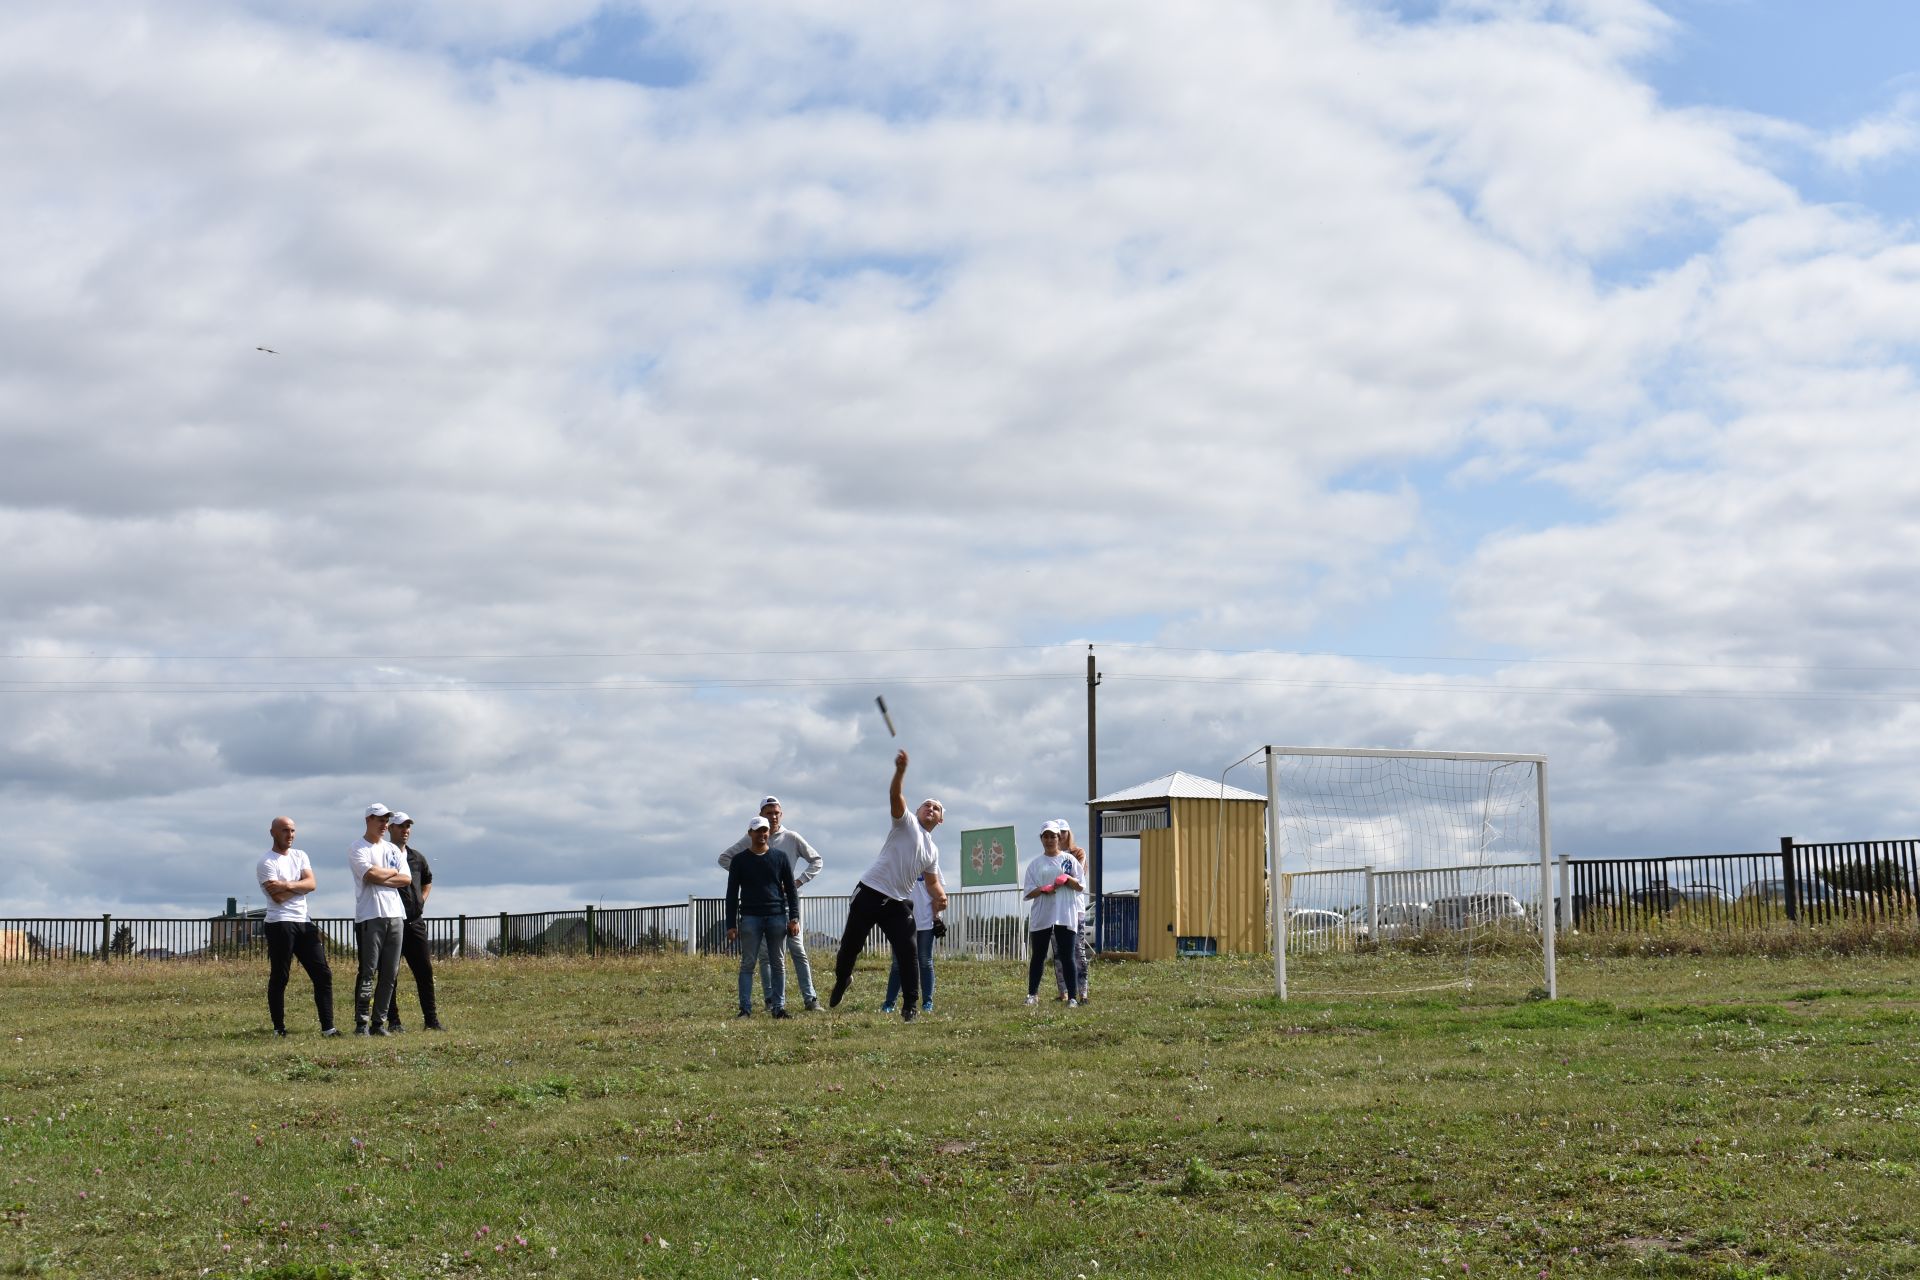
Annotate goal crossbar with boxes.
[1264,745,1545,764]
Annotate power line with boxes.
[1,668,1916,705]
[4,639,1915,676]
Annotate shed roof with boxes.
[1091,770,1266,806]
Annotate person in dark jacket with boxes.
[381,813,443,1032]
[726,816,801,1018]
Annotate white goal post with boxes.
[1262,746,1554,1001]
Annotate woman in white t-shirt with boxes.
[1021,823,1083,1006]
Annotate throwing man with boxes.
[828,750,948,1022]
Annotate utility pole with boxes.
[1086,645,1102,950]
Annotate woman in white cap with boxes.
[1021,822,1083,1006]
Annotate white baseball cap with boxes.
[1040,820,1062,835]
[389,811,412,826]
[1052,818,1074,833]
[760,796,780,809]
[748,816,771,832]
[365,803,391,819]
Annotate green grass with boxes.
[4,951,1920,1278]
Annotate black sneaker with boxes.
[828,977,850,1008]
[770,1008,793,1020]
[735,1009,752,1018]
[369,1026,389,1037]
[423,1020,445,1031]
[273,1028,288,1037]
[901,1006,918,1023]
[353,1025,370,1036]
[321,1027,341,1038]
[386,1024,405,1034]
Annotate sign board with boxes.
[959,826,1017,886]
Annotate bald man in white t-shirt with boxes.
[827,750,949,1022]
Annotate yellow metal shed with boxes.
[1090,771,1268,961]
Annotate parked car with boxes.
[1285,908,1348,952]
[1737,878,1845,907]
[1345,901,1433,943]
[1629,880,1734,911]
[1429,892,1529,931]
[1286,908,1347,934]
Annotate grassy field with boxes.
[4,949,1919,1279]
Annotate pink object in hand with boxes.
[1054,873,1071,886]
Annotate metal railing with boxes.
[687,889,1027,962]
[9,841,1912,967]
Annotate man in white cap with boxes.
[724,816,801,1018]
[379,812,442,1032]
[348,804,411,1035]
[1053,817,1092,1004]
[828,750,948,1022]
[718,796,824,1010]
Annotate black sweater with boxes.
[726,848,799,927]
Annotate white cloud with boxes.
[2,0,1918,919]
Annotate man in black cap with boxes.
[381,812,443,1032]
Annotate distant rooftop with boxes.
[1091,770,1266,806]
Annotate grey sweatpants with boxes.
[354,918,403,1029]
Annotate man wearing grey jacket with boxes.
[719,796,824,1010]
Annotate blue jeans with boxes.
[736,915,788,1012]
[884,928,936,1009]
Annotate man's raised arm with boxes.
[889,749,908,820]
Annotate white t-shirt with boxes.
[907,873,938,931]
[1024,852,1081,932]
[256,849,313,924]
[349,838,407,922]
[859,813,939,901]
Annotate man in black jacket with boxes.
[726,816,800,1019]
[382,813,443,1032]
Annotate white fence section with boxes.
[1279,861,1549,955]
[690,887,1029,962]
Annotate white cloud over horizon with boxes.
[3,0,1919,921]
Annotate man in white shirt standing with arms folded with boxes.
[258,815,339,1037]
[828,750,948,1022]
[348,803,411,1036]
[718,796,825,1010]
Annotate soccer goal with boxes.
[1260,746,1554,1001]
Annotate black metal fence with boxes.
[4,838,1914,967]
[1569,837,1919,933]
[0,905,691,966]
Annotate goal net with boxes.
[1258,746,1555,1001]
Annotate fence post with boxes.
[1558,856,1572,932]
[1363,867,1376,944]
[686,895,697,957]
[1780,836,1798,924]
[458,914,467,959]
[499,910,510,957]
[586,905,596,958]
[100,914,111,963]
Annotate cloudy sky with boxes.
[4,0,1919,920]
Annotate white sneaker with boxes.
[1068,998,1080,1008]
[1024,994,1038,1006]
